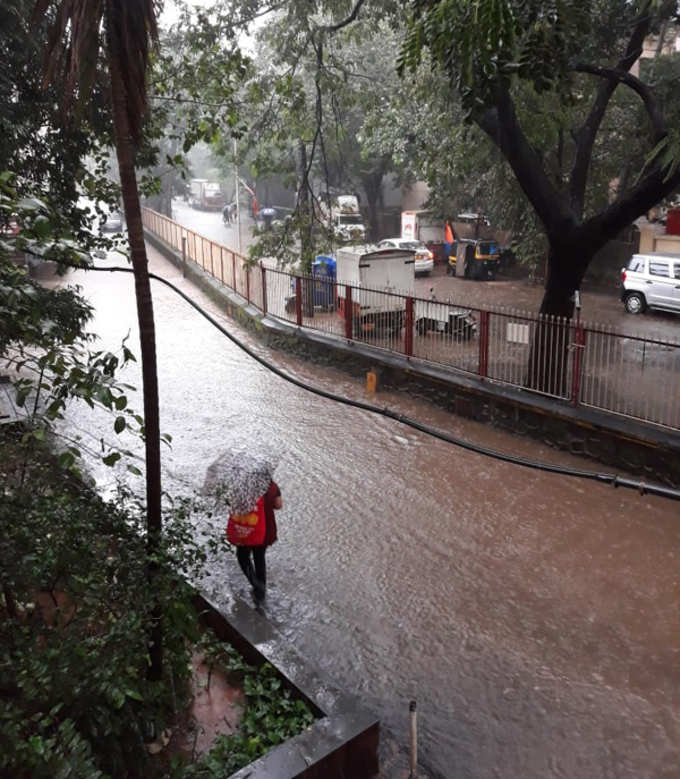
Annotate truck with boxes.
[402,210,502,244]
[336,245,413,334]
[328,195,366,242]
[401,210,443,243]
[189,179,225,210]
[335,245,477,340]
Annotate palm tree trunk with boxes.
[107,35,164,682]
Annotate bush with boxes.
[0,435,211,778]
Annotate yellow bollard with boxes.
[366,370,378,393]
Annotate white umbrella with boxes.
[203,447,279,515]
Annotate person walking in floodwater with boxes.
[204,449,283,605]
[230,480,282,603]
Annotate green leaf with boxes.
[114,416,126,434]
[58,451,75,469]
[102,452,121,467]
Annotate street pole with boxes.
[233,137,241,253]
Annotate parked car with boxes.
[377,238,434,275]
[621,253,680,314]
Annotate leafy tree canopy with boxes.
[398,0,680,317]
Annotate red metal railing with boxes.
[142,208,680,431]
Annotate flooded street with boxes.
[54,245,680,779]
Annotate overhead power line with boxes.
[86,264,680,503]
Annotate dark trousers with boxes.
[236,546,266,597]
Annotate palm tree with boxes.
[34,0,164,680]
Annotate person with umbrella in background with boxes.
[260,206,277,231]
[204,450,282,605]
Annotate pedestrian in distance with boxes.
[444,219,455,265]
[227,479,282,604]
[222,203,232,225]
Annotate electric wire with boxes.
[87,264,680,502]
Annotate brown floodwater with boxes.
[53,243,680,778]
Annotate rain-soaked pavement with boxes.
[51,243,680,779]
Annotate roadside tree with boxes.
[34,0,165,678]
[400,0,680,390]
[0,0,122,244]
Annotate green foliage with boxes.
[0,432,217,777]
[0,175,146,470]
[181,644,315,779]
[0,1,121,249]
[141,3,254,214]
[400,0,637,113]
[0,168,313,777]
[372,0,680,275]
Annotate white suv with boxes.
[621,253,680,314]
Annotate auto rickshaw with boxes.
[447,239,500,280]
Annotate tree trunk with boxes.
[361,170,384,242]
[296,139,314,274]
[527,245,589,396]
[296,139,315,316]
[108,41,164,682]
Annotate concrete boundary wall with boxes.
[195,593,379,778]
[144,229,680,487]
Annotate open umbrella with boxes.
[203,448,278,515]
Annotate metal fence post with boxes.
[570,322,586,406]
[478,310,489,379]
[181,235,187,277]
[404,296,414,357]
[232,252,236,290]
[261,264,267,314]
[295,276,302,326]
[345,285,353,340]
[246,266,251,304]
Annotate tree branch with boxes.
[319,0,367,34]
[476,90,576,239]
[568,2,653,214]
[572,63,666,142]
[582,163,680,249]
